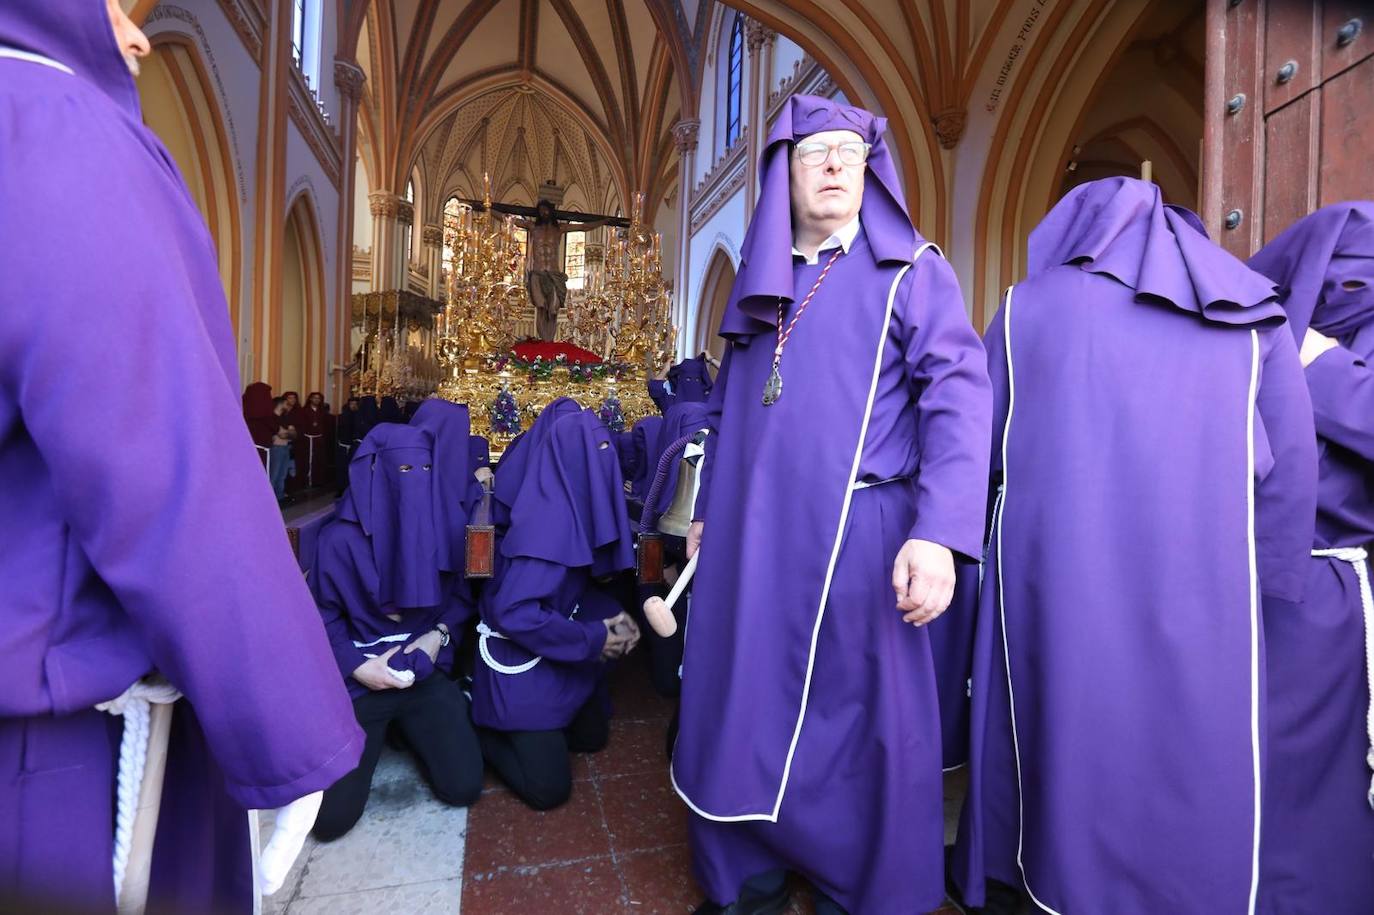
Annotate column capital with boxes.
[368,191,403,219]
[671,119,701,154]
[396,201,415,225]
[421,224,444,248]
[745,19,775,53]
[333,58,367,102]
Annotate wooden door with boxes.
[1202,0,1374,257]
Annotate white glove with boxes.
[258,791,323,896]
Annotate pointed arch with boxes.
[279,190,328,393]
[139,33,245,336]
[693,243,738,361]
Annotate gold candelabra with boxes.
[439,175,527,374]
[350,290,443,399]
[434,185,675,452]
[581,191,677,376]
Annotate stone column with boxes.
[671,118,700,355]
[368,192,403,292]
[396,200,415,291]
[744,19,775,212]
[332,58,365,404]
[422,223,444,300]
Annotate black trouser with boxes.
[476,694,609,811]
[314,675,483,841]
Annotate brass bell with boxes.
[657,429,708,537]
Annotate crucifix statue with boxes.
[514,200,610,342]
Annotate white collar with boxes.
[0,47,74,75]
[792,215,861,265]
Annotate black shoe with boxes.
[691,888,789,915]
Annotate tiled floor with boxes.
[265,652,970,914]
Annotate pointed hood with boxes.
[1248,201,1374,343]
[0,0,142,120]
[1030,177,1282,327]
[719,95,924,340]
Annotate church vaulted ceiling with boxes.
[345,0,691,221]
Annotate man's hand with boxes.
[351,646,412,691]
[404,628,444,664]
[1300,327,1338,367]
[474,467,494,486]
[892,539,956,626]
[601,612,641,660]
[686,521,704,560]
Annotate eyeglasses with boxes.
[794,141,871,167]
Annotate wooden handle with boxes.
[642,551,699,637]
[118,703,174,915]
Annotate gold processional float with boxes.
[349,179,677,457]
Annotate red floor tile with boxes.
[599,769,690,854]
[616,843,702,914]
[592,718,673,779]
[463,855,628,914]
[464,779,612,875]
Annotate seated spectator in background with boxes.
[310,423,484,840]
[472,410,641,810]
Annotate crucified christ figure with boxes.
[514,200,610,342]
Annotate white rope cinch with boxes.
[477,605,581,675]
[96,677,183,913]
[1312,545,1374,810]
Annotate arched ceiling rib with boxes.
[343,0,690,221]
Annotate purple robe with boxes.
[675,96,992,914]
[409,400,483,574]
[469,434,491,470]
[1248,202,1374,915]
[650,356,715,413]
[952,178,1317,914]
[648,402,711,522]
[492,396,583,532]
[0,5,363,911]
[472,411,633,731]
[627,416,666,503]
[314,424,474,699]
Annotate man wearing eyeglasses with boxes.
[672,95,992,914]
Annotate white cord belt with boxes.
[1312,545,1374,810]
[96,677,183,913]
[304,434,322,487]
[477,605,580,675]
